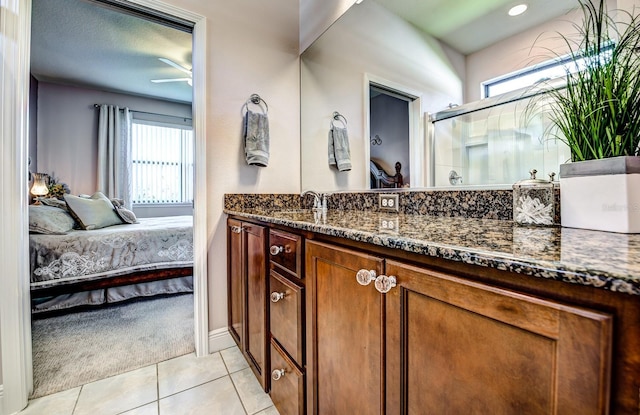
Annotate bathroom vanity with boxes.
[226,204,640,415]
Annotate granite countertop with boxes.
[225,208,640,296]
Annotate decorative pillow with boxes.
[110,198,138,224]
[37,197,68,211]
[29,205,76,234]
[64,192,124,230]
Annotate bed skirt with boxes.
[31,275,193,315]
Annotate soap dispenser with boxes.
[512,169,554,226]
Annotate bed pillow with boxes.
[64,192,124,230]
[37,197,69,211]
[110,198,138,224]
[29,205,76,234]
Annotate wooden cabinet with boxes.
[227,218,268,390]
[385,260,612,415]
[270,340,305,415]
[306,240,613,415]
[305,241,385,415]
[268,229,306,414]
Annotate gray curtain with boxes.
[97,105,132,209]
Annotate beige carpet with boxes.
[31,293,194,399]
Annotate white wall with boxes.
[300,0,463,192]
[161,0,301,332]
[35,81,192,199]
[300,0,354,53]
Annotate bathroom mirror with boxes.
[300,0,590,192]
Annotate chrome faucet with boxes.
[301,190,321,210]
[301,190,328,212]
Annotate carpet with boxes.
[31,293,194,399]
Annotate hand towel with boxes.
[244,109,270,167]
[328,126,351,171]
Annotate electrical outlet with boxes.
[379,194,399,212]
[379,216,399,234]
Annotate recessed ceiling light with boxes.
[508,4,528,16]
[355,0,364,4]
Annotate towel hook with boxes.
[331,111,347,128]
[243,93,268,115]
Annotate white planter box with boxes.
[560,157,640,233]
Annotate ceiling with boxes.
[30,0,193,104]
[373,0,577,55]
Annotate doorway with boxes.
[364,75,424,189]
[0,0,208,412]
[369,84,412,188]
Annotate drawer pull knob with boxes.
[374,275,397,294]
[270,291,286,303]
[270,245,284,256]
[231,225,243,233]
[356,269,377,286]
[272,368,286,381]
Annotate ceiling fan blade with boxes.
[151,78,192,83]
[158,58,192,76]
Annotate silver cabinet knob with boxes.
[356,269,377,286]
[374,275,397,293]
[272,368,286,381]
[231,225,243,233]
[270,245,284,255]
[270,292,286,303]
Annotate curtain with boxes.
[97,105,132,209]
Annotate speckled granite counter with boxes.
[225,208,640,296]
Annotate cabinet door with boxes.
[227,218,244,347]
[244,222,268,390]
[306,240,385,415]
[385,260,612,415]
[270,270,304,366]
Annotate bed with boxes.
[29,213,194,314]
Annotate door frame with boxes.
[363,73,424,188]
[0,1,208,413]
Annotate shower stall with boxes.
[430,89,571,187]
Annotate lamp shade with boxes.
[31,173,49,199]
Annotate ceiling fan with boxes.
[151,57,192,86]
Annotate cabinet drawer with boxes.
[270,340,304,415]
[269,229,302,277]
[270,270,304,365]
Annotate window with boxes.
[131,117,193,204]
[482,45,613,98]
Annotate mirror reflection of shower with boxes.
[431,91,570,187]
[449,170,463,185]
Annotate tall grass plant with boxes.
[538,0,640,162]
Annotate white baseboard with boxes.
[208,327,235,353]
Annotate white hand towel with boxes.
[244,109,269,167]
[328,126,351,171]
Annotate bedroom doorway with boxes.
[369,84,412,188]
[0,0,208,411]
[364,74,425,189]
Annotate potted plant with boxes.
[536,0,640,233]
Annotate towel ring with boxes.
[243,93,268,115]
[331,111,347,128]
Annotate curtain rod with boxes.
[93,104,192,121]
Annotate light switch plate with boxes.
[379,194,399,212]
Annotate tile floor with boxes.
[19,345,280,415]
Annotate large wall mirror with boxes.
[300,0,631,192]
